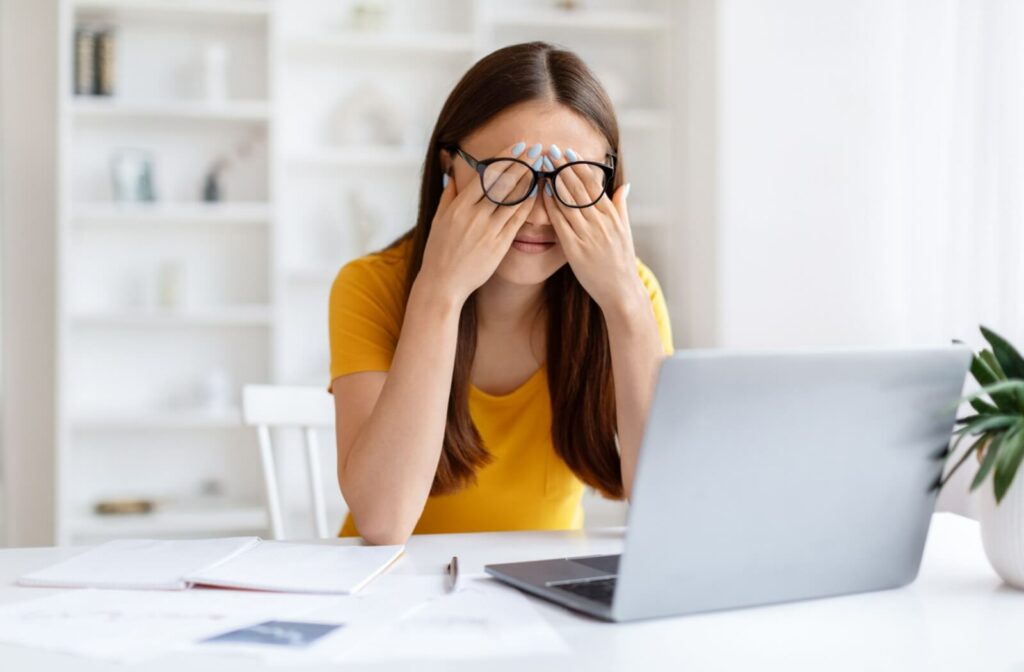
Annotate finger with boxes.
[543,185,582,250]
[436,170,457,216]
[482,147,535,208]
[610,182,631,228]
[550,147,597,208]
[498,189,535,240]
[450,141,528,215]
[490,180,538,229]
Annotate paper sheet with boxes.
[186,541,404,594]
[297,575,571,663]
[16,537,261,590]
[0,588,348,664]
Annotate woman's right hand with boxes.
[417,142,537,303]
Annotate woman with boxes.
[328,41,673,544]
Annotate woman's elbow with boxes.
[353,513,414,546]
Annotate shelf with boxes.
[489,9,669,32]
[69,504,268,538]
[289,32,475,56]
[71,305,274,328]
[73,0,271,21]
[72,407,244,430]
[73,202,271,227]
[72,98,271,122]
[288,147,424,170]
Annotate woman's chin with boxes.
[494,250,567,286]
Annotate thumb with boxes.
[436,171,457,214]
[612,182,631,223]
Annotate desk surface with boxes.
[0,513,1020,671]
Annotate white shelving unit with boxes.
[54,0,676,543]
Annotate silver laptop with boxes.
[486,346,971,621]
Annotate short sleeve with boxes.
[328,245,409,387]
[636,259,674,355]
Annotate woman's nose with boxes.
[527,180,550,224]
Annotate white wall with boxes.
[715,0,907,349]
[0,0,61,547]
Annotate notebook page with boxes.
[186,542,404,594]
[17,537,261,591]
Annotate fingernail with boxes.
[442,173,449,188]
[623,182,631,199]
[565,148,578,161]
[531,156,543,170]
[542,156,553,171]
[529,184,538,198]
[527,143,542,159]
[549,144,562,159]
[511,141,526,157]
[544,182,553,196]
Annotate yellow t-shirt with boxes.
[328,236,673,537]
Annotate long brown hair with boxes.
[393,41,624,499]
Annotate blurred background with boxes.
[0,0,1021,547]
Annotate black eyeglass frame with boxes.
[445,144,617,209]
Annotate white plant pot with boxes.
[977,472,1024,589]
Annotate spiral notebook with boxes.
[17,537,404,594]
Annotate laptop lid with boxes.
[612,346,970,621]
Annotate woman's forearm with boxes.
[340,277,462,543]
[603,281,667,500]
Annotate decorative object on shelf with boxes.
[348,1,389,32]
[94,498,154,516]
[156,259,187,310]
[73,24,116,96]
[942,326,1024,589]
[111,149,157,202]
[94,27,116,96]
[348,189,384,255]
[196,369,235,413]
[202,167,222,203]
[328,82,405,146]
[73,26,96,96]
[201,128,264,202]
[203,41,229,105]
[554,0,582,10]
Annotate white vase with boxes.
[977,472,1024,589]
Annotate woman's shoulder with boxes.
[331,234,413,300]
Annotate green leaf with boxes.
[971,353,1001,386]
[955,414,983,426]
[944,416,1018,483]
[980,350,1007,380]
[957,381,1024,410]
[970,431,1008,491]
[981,325,1024,380]
[941,438,983,487]
[970,397,1001,415]
[993,428,1024,503]
[952,413,1018,437]
[969,356,1020,413]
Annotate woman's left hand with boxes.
[542,146,645,312]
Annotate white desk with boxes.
[0,512,1019,671]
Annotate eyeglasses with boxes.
[445,145,616,209]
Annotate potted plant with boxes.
[942,326,1024,588]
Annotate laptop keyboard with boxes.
[550,577,617,605]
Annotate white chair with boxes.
[242,384,336,540]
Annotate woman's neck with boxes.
[475,275,545,333]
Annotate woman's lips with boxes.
[512,239,557,254]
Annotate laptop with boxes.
[485,346,971,621]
